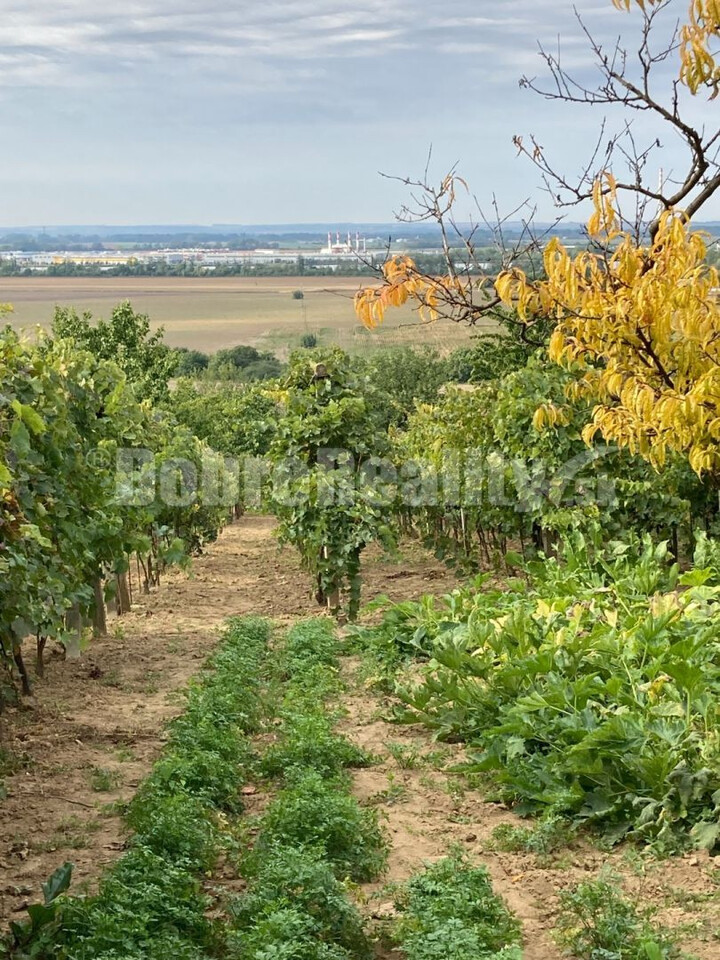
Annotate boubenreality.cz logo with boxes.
[111,444,618,511]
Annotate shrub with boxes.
[359,347,448,428]
[172,347,209,377]
[206,345,284,382]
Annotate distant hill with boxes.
[0,221,716,247]
[0,221,590,240]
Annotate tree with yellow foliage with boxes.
[356,0,720,475]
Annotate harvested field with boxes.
[2,276,482,354]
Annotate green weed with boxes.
[489,817,574,858]
[89,766,122,792]
[99,669,124,689]
[278,619,341,675]
[556,878,682,960]
[368,772,409,806]
[386,741,423,769]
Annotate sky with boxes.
[0,0,717,226]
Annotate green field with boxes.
[2,276,481,355]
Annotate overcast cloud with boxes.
[0,0,716,225]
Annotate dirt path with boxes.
[0,515,717,957]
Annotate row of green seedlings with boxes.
[0,617,384,960]
[244,618,524,960]
[2,616,524,960]
[2,616,272,960]
[229,617,386,959]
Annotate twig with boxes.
[45,794,95,809]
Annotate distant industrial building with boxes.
[0,237,374,272]
[322,232,368,255]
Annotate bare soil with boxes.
[0,514,717,958]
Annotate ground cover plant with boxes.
[0,591,551,960]
[358,533,720,853]
[0,616,385,959]
[228,844,372,960]
[252,619,387,883]
[232,617,384,957]
[260,711,371,780]
[390,852,522,960]
[257,768,389,883]
[3,612,392,960]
